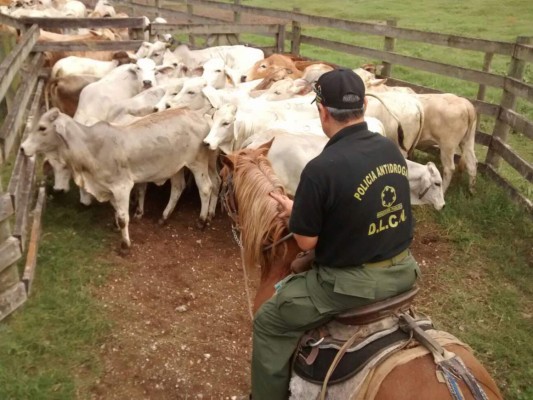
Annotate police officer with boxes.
[250,68,421,400]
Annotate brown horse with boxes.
[220,141,502,400]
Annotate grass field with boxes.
[0,1,532,399]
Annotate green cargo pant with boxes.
[251,253,420,400]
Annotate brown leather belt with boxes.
[363,249,409,268]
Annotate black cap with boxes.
[313,69,365,110]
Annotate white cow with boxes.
[60,0,85,17]
[173,44,264,78]
[107,78,187,124]
[44,60,162,198]
[415,93,477,193]
[203,102,385,154]
[51,55,125,78]
[134,41,170,66]
[89,0,115,17]
[365,92,424,156]
[245,131,445,209]
[156,60,236,111]
[21,108,216,248]
[74,59,159,125]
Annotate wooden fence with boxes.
[114,0,533,211]
[0,13,148,320]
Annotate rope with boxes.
[235,229,254,322]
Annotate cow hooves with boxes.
[196,219,207,230]
[158,218,167,226]
[133,211,143,220]
[118,243,130,256]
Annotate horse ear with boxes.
[257,138,275,155]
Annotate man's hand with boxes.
[269,192,293,219]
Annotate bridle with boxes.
[220,167,294,252]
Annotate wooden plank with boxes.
[117,0,221,23]
[475,131,492,147]
[0,24,39,105]
[7,149,24,198]
[0,53,42,161]
[13,155,35,251]
[0,236,22,274]
[499,108,533,140]
[381,19,396,77]
[487,36,531,167]
[471,99,500,118]
[504,77,533,103]
[490,137,533,183]
[478,163,532,214]
[178,0,518,56]
[384,78,442,94]
[33,39,144,52]
[290,7,301,56]
[21,78,45,142]
[0,194,14,223]
[0,12,26,31]
[299,35,506,89]
[514,42,533,63]
[18,16,146,29]
[275,24,285,53]
[0,265,19,293]
[22,186,45,295]
[0,281,27,322]
[150,23,280,35]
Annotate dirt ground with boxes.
[90,184,451,400]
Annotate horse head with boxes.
[220,140,301,311]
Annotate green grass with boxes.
[413,172,533,399]
[0,190,115,400]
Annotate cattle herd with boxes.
[1,0,478,247]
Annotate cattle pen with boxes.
[0,1,531,398]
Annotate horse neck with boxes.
[253,237,302,314]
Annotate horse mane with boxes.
[230,147,289,275]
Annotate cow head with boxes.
[241,54,302,82]
[21,108,66,156]
[409,161,445,210]
[201,58,233,89]
[203,103,238,152]
[132,58,158,89]
[163,77,209,111]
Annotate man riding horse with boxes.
[252,68,421,399]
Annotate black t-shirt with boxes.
[289,122,414,268]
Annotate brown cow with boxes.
[45,74,99,116]
[242,54,302,82]
[38,29,122,67]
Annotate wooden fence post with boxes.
[0,177,25,322]
[233,0,241,43]
[290,7,301,56]
[276,24,286,53]
[475,51,494,129]
[381,19,396,77]
[186,0,195,47]
[485,36,531,168]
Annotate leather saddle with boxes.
[293,287,431,385]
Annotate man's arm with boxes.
[269,192,318,251]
